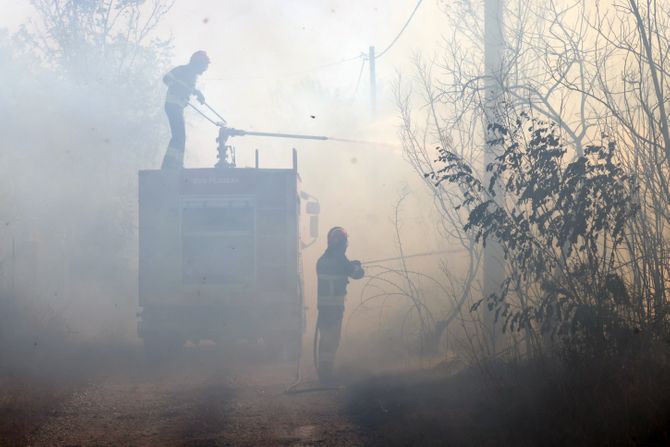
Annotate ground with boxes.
[5,345,670,446]
[1,347,371,447]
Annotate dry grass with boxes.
[347,349,670,446]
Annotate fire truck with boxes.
[137,126,322,358]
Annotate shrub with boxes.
[427,112,640,357]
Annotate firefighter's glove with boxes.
[350,260,364,280]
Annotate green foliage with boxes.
[427,112,640,355]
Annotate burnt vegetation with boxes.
[431,113,643,356]
[353,0,670,444]
[349,111,670,446]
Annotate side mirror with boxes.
[309,215,319,238]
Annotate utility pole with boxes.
[483,0,505,355]
[369,46,376,114]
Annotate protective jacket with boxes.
[316,248,364,308]
[163,65,200,108]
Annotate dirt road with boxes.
[10,345,670,446]
[23,350,369,447]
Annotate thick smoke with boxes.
[0,24,169,353]
[0,1,451,376]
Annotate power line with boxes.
[206,0,425,81]
[375,0,424,60]
[351,57,367,99]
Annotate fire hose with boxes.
[285,276,343,394]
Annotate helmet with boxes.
[327,226,348,248]
[190,50,210,66]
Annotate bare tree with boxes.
[397,0,670,358]
[21,0,174,82]
[0,0,176,339]
[505,0,670,330]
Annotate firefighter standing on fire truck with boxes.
[161,50,210,169]
[316,227,364,383]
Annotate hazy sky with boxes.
[0,0,445,141]
[155,0,447,167]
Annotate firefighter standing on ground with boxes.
[316,227,364,383]
[161,50,210,169]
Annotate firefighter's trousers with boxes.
[316,304,344,381]
[162,103,186,169]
